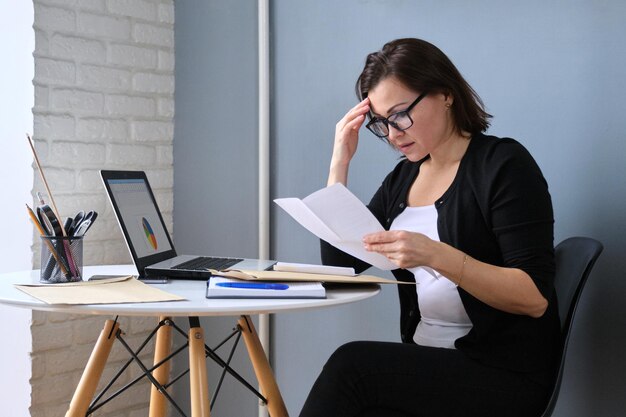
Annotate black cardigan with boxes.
[321,133,560,375]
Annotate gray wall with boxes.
[173,2,260,416]
[174,1,626,416]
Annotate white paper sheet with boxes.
[274,183,398,270]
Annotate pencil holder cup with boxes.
[40,236,83,283]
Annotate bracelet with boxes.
[457,254,468,286]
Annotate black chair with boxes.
[540,236,603,416]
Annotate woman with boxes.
[299,38,560,417]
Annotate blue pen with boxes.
[216,282,289,290]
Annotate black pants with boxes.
[299,341,551,417]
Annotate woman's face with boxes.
[367,76,454,161]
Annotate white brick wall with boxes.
[30,0,175,416]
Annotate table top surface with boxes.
[0,265,380,317]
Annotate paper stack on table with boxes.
[273,261,356,276]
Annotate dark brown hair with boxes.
[356,38,491,135]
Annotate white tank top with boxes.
[389,205,472,349]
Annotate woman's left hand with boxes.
[363,230,436,269]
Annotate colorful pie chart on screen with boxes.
[142,217,158,250]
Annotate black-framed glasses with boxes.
[365,92,429,138]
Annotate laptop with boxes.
[101,170,276,280]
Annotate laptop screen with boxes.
[108,178,172,257]
[101,171,176,274]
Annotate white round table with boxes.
[0,264,380,317]
[0,265,380,417]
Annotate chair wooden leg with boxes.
[189,320,211,417]
[238,315,289,417]
[149,316,173,417]
[65,319,119,417]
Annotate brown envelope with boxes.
[211,269,414,285]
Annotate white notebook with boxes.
[206,277,326,299]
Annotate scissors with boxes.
[67,210,85,236]
[70,210,98,237]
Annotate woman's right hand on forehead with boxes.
[328,98,370,186]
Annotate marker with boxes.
[215,282,289,290]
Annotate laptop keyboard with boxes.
[172,256,243,271]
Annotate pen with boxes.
[215,282,289,290]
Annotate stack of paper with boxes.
[273,262,355,276]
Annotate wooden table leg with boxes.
[189,317,211,417]
[238,315,289,417]
[65,319,119,417]
[149,316,173,417]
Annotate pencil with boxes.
[26,133,67,236]
[26,203,71,278]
